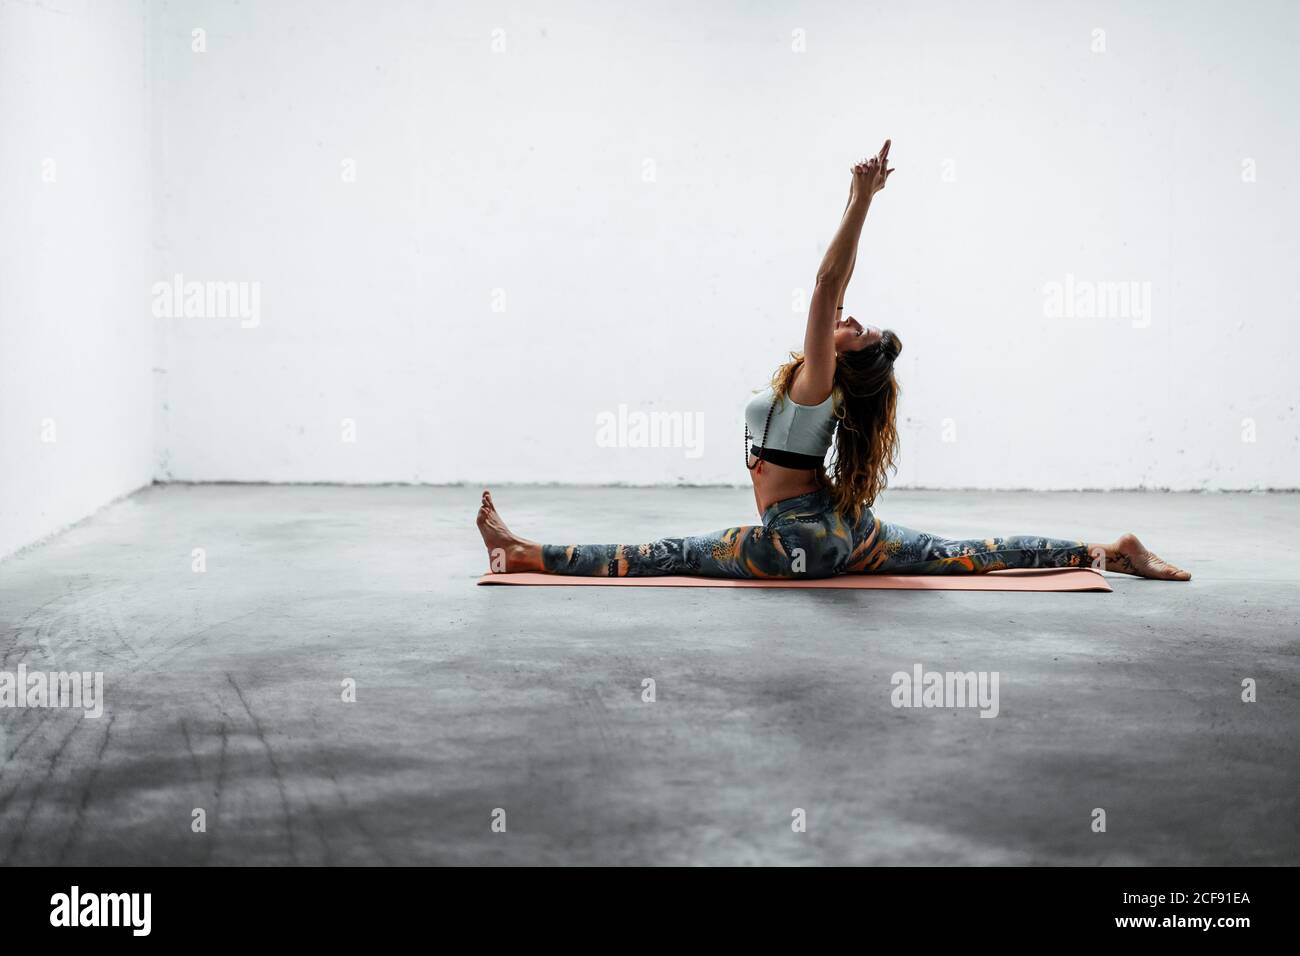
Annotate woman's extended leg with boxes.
[846,513,1189,580]
[539,526,778,578]
[475,490,829,578]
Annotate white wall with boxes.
[149,0,1300,490]
[0,0,154,559]
[3,0,1285,500]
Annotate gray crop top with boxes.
[744,385,838,468]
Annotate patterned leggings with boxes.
[541,490,1093,578]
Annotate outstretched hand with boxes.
[851,139,894,198]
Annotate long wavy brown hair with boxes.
[770,329,902,523]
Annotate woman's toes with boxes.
[1148,550,1190,581]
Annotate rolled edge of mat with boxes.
[476,568,1111,592]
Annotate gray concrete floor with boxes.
[0,484,1297,866]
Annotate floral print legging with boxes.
[541,490,1093,578]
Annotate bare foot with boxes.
[476,490,543,573]
[1098,533,1191,581]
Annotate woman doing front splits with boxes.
[476,140,1190,582]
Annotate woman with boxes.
[477,140,1190,582]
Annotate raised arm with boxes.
[835,195,859,315]
[792,140,893,404]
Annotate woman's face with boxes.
[834,315,883,353]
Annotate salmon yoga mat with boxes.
[477,568,1111,592]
